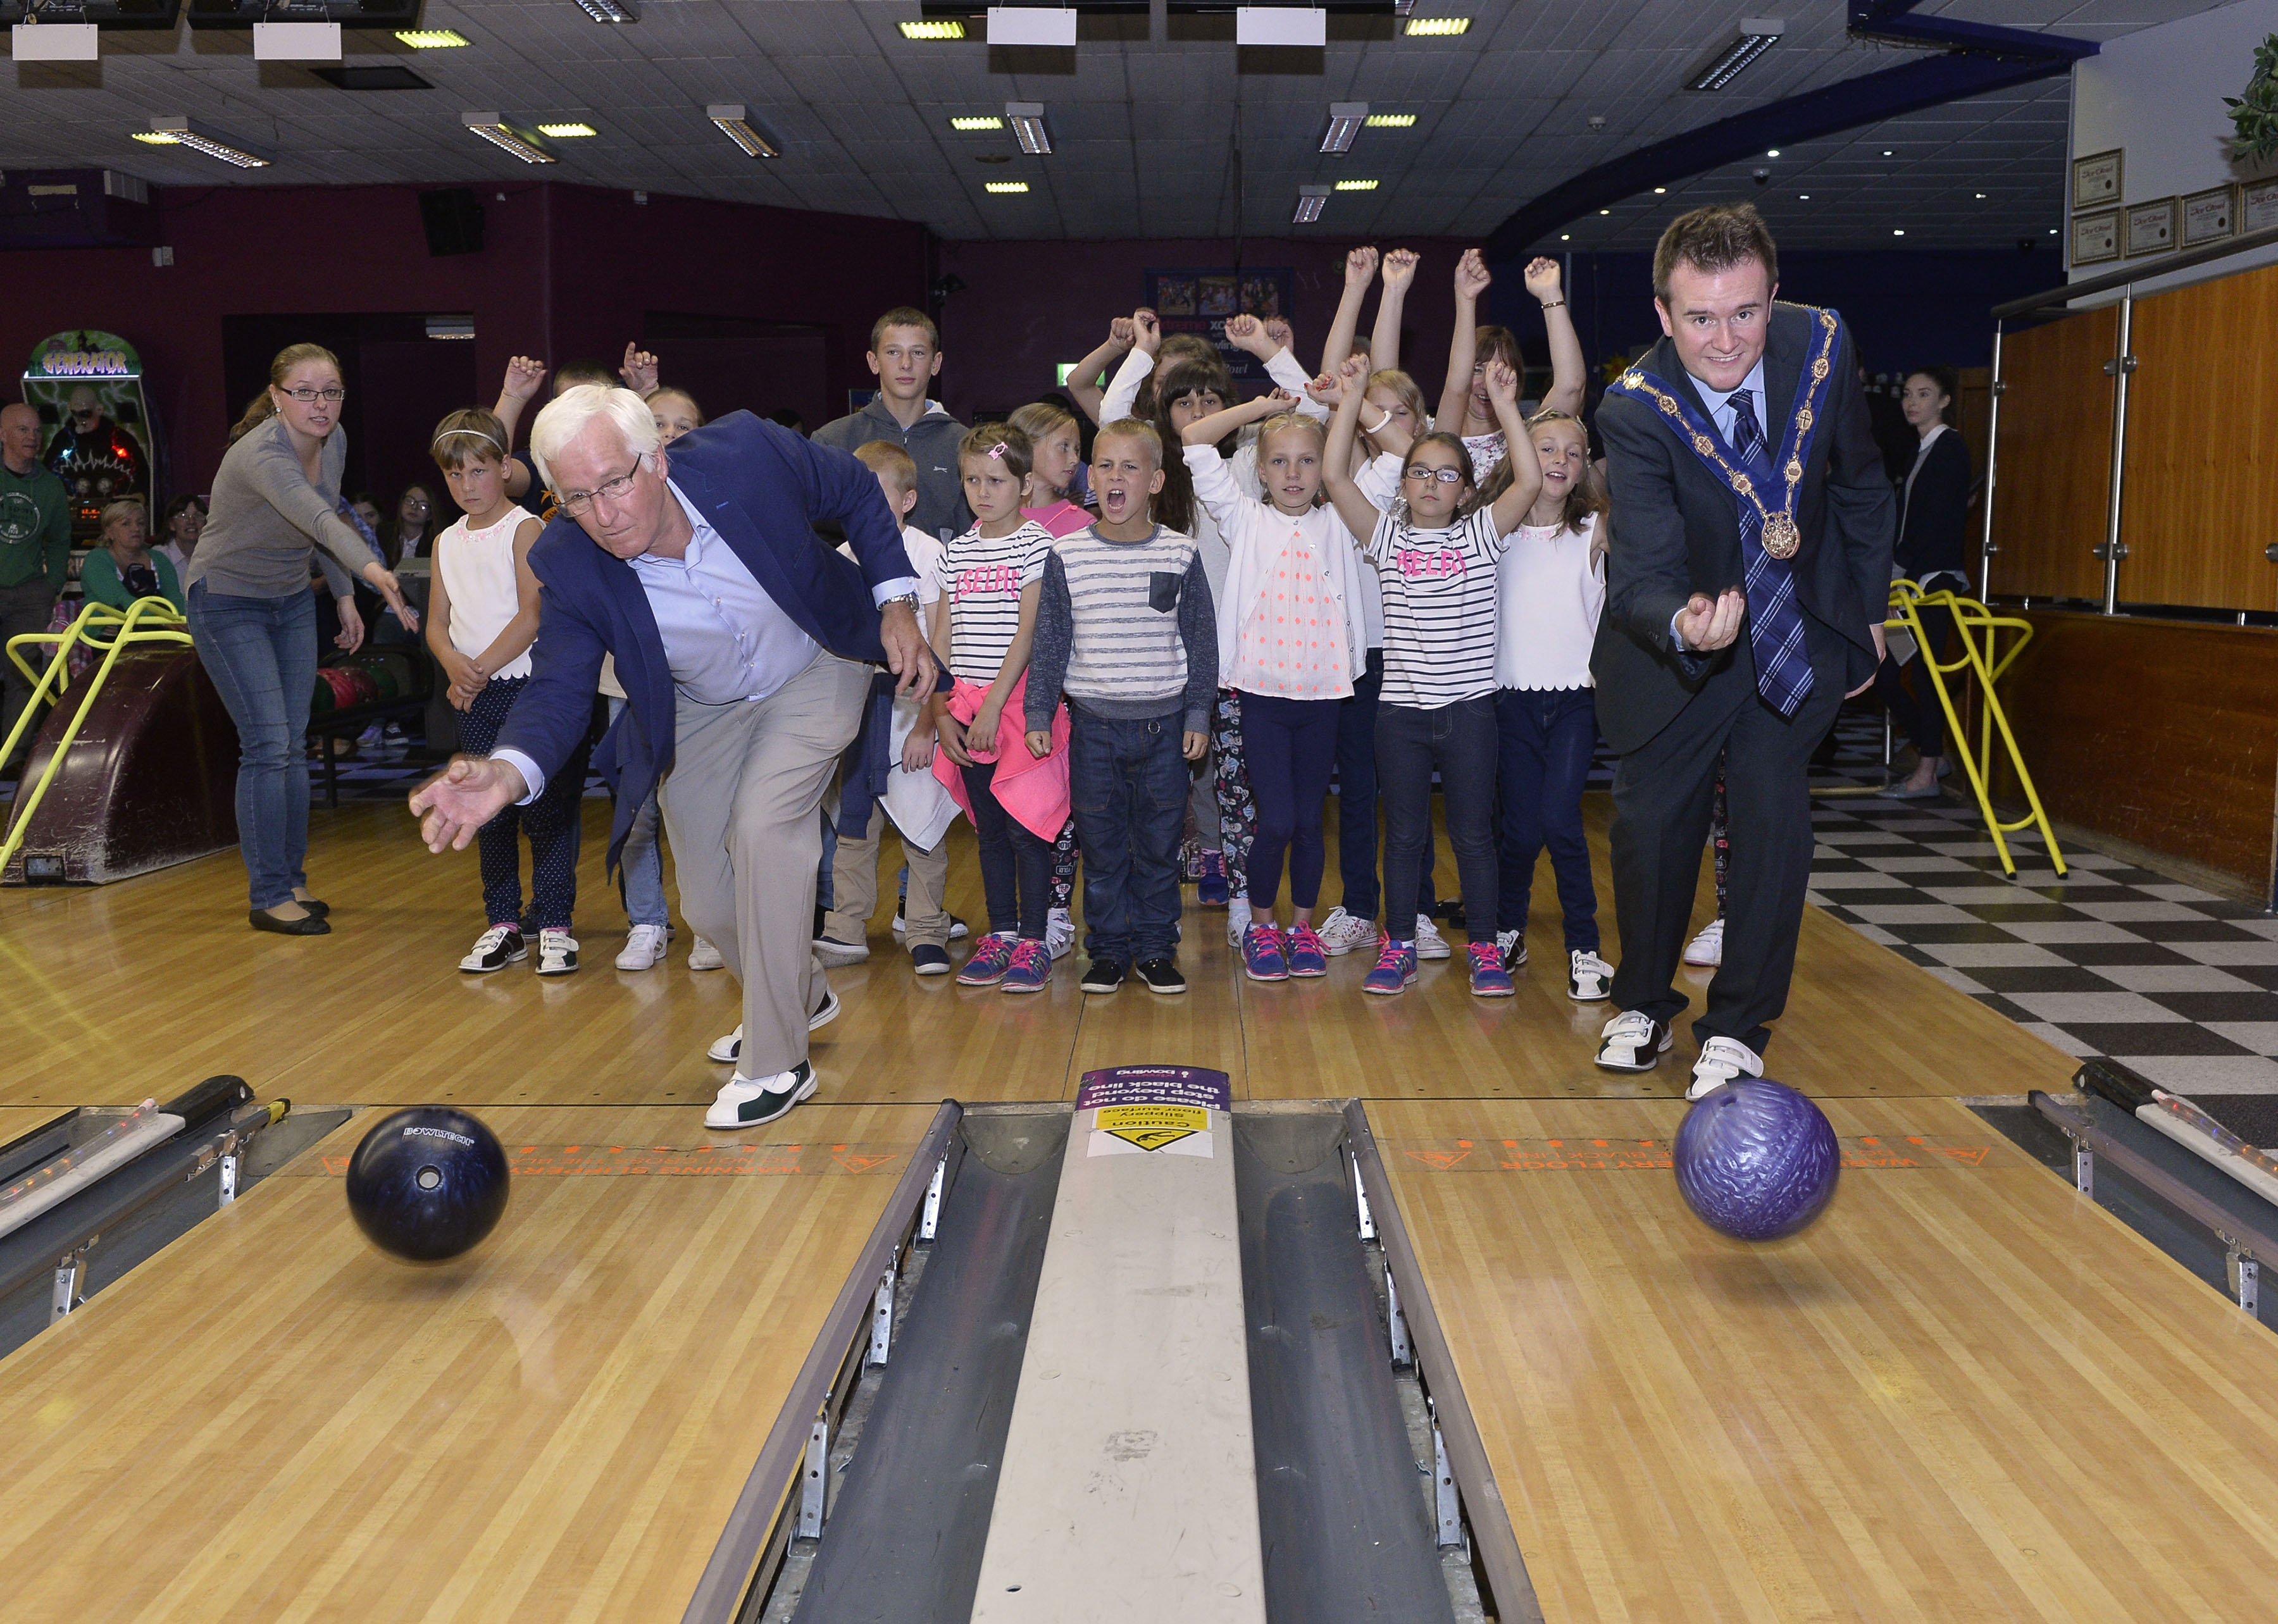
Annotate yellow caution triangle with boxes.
[1105,1127,1197,1152]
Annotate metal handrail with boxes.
[1,597,193,873]
[1992,221,2278,320]
[1883,580,2065,878]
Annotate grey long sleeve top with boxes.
[1026,526,1217,734]
[185,415,374,600]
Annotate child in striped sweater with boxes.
[1024,420,1216,996]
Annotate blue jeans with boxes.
[959,757,1052,939]
[1376,697,1497,942]
[187,581,315,910]
[1333,647,1383,920]
[1495,686,1600,951]
[1236,690,1339,912]
[455,676,587,930]
[606,697,669,927]
[1067,707,1190,962]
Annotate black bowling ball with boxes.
[344,1106,511,1263]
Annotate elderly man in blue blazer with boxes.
[411,385,939,1129]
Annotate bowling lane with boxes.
[1378,1095,2278,1623]
[0,1102,939,1622]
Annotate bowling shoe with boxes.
[1687,1036,1764,1102]
[535,929,579,976]
[704,986,842,1065]
[1595,1010,1672,1072]
[706,1062,819,1130]
[1568,949,1614,1003]
[459,923,526,972]
[1681,918,1724,968]
[688,935,725,970]
[1496,929,1528,969]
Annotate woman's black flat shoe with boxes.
[294,896,331,919]
[250,907,330,936]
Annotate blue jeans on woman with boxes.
[1376,696,1498,941]
[605,696,670,927]
[187,581,316,910]
[1494,686,1600,951]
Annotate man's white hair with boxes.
[528,383,661,495]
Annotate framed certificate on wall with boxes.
[2124,197,2177,257]
[2245,179,2278,234]
[2070,208,2120,267]
[2072,149,2123,212]
[2182,185,2238,247]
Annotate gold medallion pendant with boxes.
[1760,510,1802,559]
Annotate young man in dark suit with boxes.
[1590,204,1895,1098]
[409,387,939,1130]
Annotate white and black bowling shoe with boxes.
[706,1062,819,1130]
[1595,1009,1673,1073]
[704,985,842,1065]
[1687,1036,1764,1102]
[1568,949,1614,1003]
[459,924,526,974]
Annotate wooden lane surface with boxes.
[0,1102,936,1623]
[1375,1094,2278,1623]
[0,1105,68,1144]
[0,797,2072,1110]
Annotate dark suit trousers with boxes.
[1607,640,1840,1054]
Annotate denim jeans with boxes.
[1494,686,1600,951]
[187,580,316,910]
[1236,690,1339,912]
[458,676,587,930]
[1333,647,1383,920]
[1067,708,1189,962]
[1376,696,1497,942]
[959,757,1052,939]
[606,696,669,927]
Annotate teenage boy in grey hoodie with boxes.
[814,307,971,543]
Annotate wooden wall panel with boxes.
[1989,610,2278,893]
[1987,307,2115,602]
[2119,262,2278,611]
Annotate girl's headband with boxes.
[433,428,504,451]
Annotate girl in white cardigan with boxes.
[1181,390,1369,984]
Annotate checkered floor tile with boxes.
[1806,793,2278,1094]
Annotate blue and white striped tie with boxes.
[1728,388,1814,716]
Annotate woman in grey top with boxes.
[186,342,416,935]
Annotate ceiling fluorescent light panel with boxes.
[1321,102,1368,154]
[707,104,778,158]
[1689,17,1783,90]
[150,116,270,168]
[461,112,555,164]
[1293,184,1329,223]
[1005,102,1051,154]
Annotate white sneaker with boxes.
[1568,948,1614,1003]
[1414,914,1452,961]
[1682,918,1724,968]
[1688,1036,1764,1101]
[1227,897,1253,946]
[1595,1009,1672,1073]
[688,935,725,970]
[535,928,579,976]
[1046,907,1075,960]
[1314,906,1376,957]
[893,912,970,941]
[706,1062,818,1130]
[615,923,670,970]
[1495,928,1526,969]
[706,986,842,1065]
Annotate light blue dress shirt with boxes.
[497,480,918,798]
[1667,357,1770,651]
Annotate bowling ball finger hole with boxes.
[416,1166,442,1191]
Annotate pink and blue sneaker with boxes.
[1362,938,1417,996]
[1000,937,1053,993]
[1284,921,1329,978]
[1197,848,1231,908]
[1467,940,1516,997]
[1242,922,1290,982]
[956,931,1018,986]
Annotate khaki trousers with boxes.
[659,652,871,1081]
[825,801,951,950]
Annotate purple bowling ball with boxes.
[1674,1078,1840,1241]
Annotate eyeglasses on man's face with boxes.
[1404,463,1466,485]
[283,387,347,404]
[557,462,642,518]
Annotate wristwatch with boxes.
[885,592,921,616]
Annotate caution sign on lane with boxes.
[1088,1104,1214,1158]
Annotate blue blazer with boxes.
[494,411,918,872]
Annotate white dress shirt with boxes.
[497,480,917,798]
